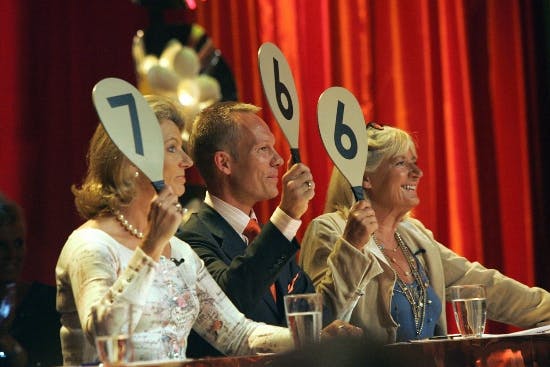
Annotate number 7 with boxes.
[107,93,144,156]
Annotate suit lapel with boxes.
[197,205,246,260]
[197,204,280,315]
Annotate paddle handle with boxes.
[152,180,165,193]
[351,186,364,201]
[290,148,301,164]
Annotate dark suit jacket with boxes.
[177,203,321,357]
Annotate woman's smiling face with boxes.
[368,149,423,214]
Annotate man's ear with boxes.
[214,151,232,175]
[362,174,372,189]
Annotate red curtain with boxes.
[1,0,546,333]
[193,0,539,282]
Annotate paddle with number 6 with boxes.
[92,77,165,192]
[258,42,301,163]
[317,87,368,201]
[317,86,370,321]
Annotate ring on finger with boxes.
[174,203,183,213]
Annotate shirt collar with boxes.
[204,191,257,236]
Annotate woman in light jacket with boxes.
[300,123,550,343]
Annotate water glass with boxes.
[92,302,134,366]
[283,293,323,349]
[450,285,487,338]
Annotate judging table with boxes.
[122,355,277,367]
[385,334,550,367]
[104,334,550,367]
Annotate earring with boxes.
[134,171,139,178]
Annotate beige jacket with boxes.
[300,212,550,344]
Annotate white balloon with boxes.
[196,74,221,102]
[177,79,201,107]
[159,39,183,69]
[146,65,180,92]
[173,46,200,79]
[138,55,159,76]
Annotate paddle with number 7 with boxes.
[92,77,165,192]
[258,42,301,163]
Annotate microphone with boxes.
[170,258,185,267]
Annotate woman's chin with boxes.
[164,182,186,198]
[176,185,187,198]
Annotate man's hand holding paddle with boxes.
[279,160,315,220]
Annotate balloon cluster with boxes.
[132,30,221,140]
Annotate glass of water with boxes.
[92,302,134,366]
[283,293,323,349]
[450,284,487,338]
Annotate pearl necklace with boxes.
[113,209,144,239]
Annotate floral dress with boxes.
[56,228,290,365]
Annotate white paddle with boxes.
[92,77,165,192]
[317,86,370,321]
[258,42,301,163]
[317,87,368,201]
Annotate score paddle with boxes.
[318,86,369,321]
[317,86,368,201]
[258,42,301,163]
[92,77,165,192]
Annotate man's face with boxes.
[227,112,284,208]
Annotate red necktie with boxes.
[243,218,261,243]
[243,218,277,302]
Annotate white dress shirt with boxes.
[204,192,301,245]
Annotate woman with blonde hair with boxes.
[300,123,550,343]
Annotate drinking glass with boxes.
[450,285,487,338]
[92,302,134,366]
[283,293,323,349]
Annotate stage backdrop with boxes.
[1,0,549,334]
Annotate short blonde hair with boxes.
[324,125,417,215]
[72,95,185,219]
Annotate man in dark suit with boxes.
[179,102,358,357]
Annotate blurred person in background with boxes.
[0,193,62,366]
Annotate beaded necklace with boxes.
[112,209,144,239]
[374,232,428,336]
